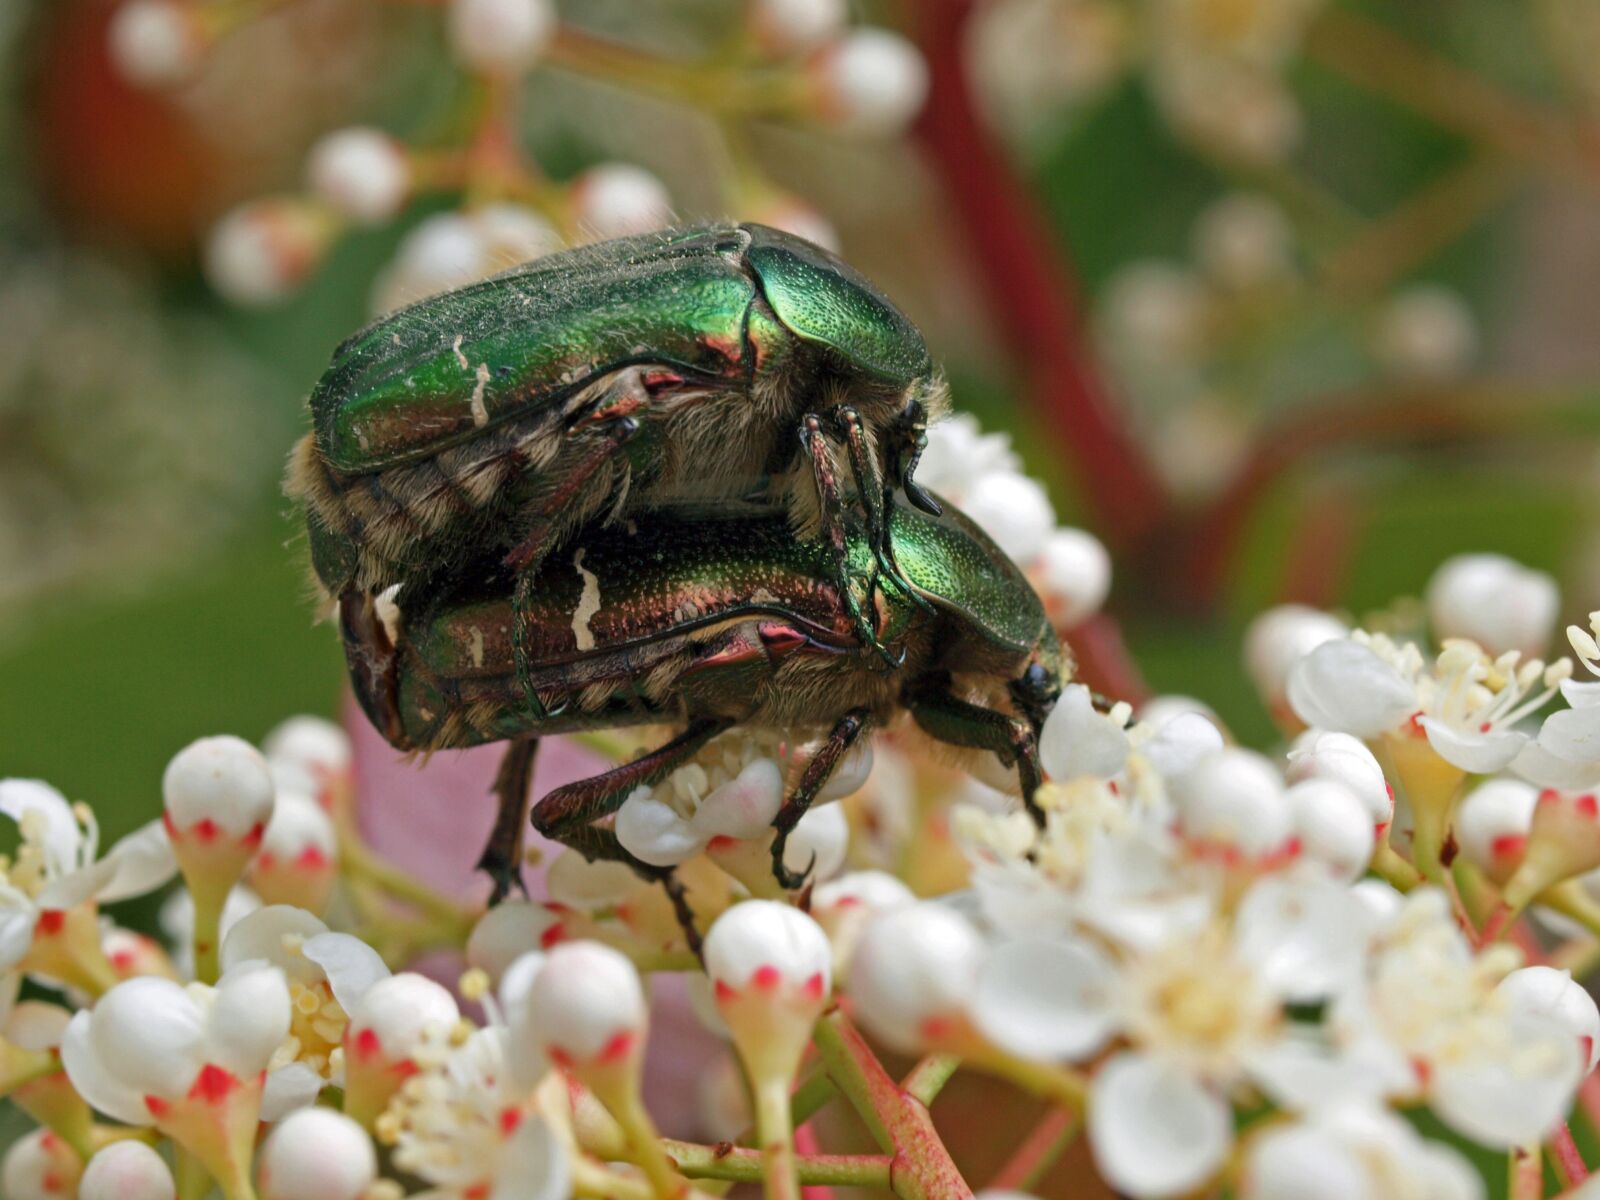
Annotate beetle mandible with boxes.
[287,223,949,696]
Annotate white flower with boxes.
[2,1127,83,1200]
[1167,748,1295,862]
[957,471,1058,565]
[1039,685,1130,782]
[1191,192,1294,291]
[261,715,352,801]
[344,972,461,1126]
[107,0,204,87]
[1242,1105,1483,1200]
[1373,285,1477,381]
[371,207,562,314]
[848,904,985,1054]
[812,870,915,972]
[1428,554,1559,658]
[258,1108,376,1200]
[306,128,411,225]
[80,1140,176,1200]
[569,164,674,241]
[1244,605,1348,723]
[1285,730,1392,838]
[749,0,846,54]
[1031,527,1111,627]
[1494,965,1600,1074]
[249,791,338,912]
[448,0,556,76]
[523,940,646,1069]
[205,199,330,306]
[808,28,929,136]
[917,414,1024,498]
[1089,1052,1231,1197]
[1454,778,1537,883]
[162,735,276,868]
[705,901,832,1082]
[1500,787,1600,909]
[467,899,564,981]
[1285,779,1373,881]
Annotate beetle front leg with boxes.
[833,407,932,617]
[549,821,706,959]
[529,716,734,839]
[800,414,901,668]
[770,709,870,890]
[477,737,539,905]
[906,677,1045,825]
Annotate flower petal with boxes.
[1287,641,1415,738]
[1089,1052,1232,1198]
[1419,717,1526,775]
[615,789,703,867]
[63,1009,156,1125]
[96,819,179,903]
[0,780,84,877]
[490,1116,572,1200]
[971,938,1118,1062]
[1561,679,1600,709]
[1040,685,1129,782]
[260,1062,325,1121]
[1511,740,1600,791]
[1234,878,1376,1002]
[1538,706,1600,765]
[692,760,784,841]
[220,906,328,981]
[1140,712,1224,779]
[206,962,291,1080]
[303,932,391,1013]
[1429,1015,1583,1149]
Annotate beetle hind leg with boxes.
[833,406,933,619]
[477,737,539,905]
[550,821,707,960]
[905,676,1045,825]
[769,709,870,890]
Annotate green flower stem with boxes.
[754,1076,800,1200]
[662,1140,893,1188]
[901,1054,961,1107]
[789,1067,840,1130]
[1509,1145,1543,1200]
[812,1012,973,1200]
[191,887,224,987]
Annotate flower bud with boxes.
[812,870,915,974]
[80,1141,175,1200]
[1099,261,1205,364]
[1495,966,1600,1074]
[746,195,840,252]
[448,0,556,74]
[848,904,984,1054]
[749,0,846,55]
[258,1107,377,1200]
[1032,527,1111,628]
[262,715,352,793]
[1503,788,1600,910]
[2,1128,82,1200]
[1427,553,1559,659]
[1244,606,1347,728]
[1169,749,1295,863]
[808,28,929,136]
[1285,779,1372,881]
[163,736,274,868]
[1455,778,1538,884]
[1285,730,1392,838]
[103,925,178,980]
[466,898,563,981]
[343,973,460,1126]
[524,941,647,1076]
[1191,193,1294,291]
[960,471,1056,565]
[473,203,563,264]
[1372,285,1477,381]
[306,127,411,225]
[1040,684,1129,783]
[705,901,832,1083]
[107,0,205,88]
[570,164,673,240]
[205,199,332,307]
[249,792,337,912]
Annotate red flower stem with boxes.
[908,0,1169,554]
[986,1107,1080,1192]
[1064,614,1151,705]
[1550,1124,1590,1187]
[813,1012,974,1200]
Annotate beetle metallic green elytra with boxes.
[287,223,949,641]
[338,496,1065,897]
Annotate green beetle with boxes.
[288,223,948,676]
[340,497,1064,901]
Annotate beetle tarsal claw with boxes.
[769,838,817,892]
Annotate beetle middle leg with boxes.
[800,414,901,668]
[770,708,871,890]
[552,820,707,959]
[832,406,932,618]
[478,736,539,905]
[905,675,1045,825]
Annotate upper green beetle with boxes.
[287,223,948,667]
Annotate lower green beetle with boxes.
[340,498,1064,904]
[288,223,949,685]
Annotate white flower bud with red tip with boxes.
[107,0,205,88]
[812,870,914,974]
[1427,553,1559,659]
[1032,527,1111,628]
[1502,788,1600,910]
[569,164,673,241]
[467,899,564,981]
[80,1141,175,1200]
[1285,779,1372,882]
[808,28,929,136]
[2,1127,83,1200]
[1495,966,1600,1075]
[103,925,178,981]
[1455,778,1538,884]
[1169,749,1297,866]
[749,0,846,55]
[249,792,337,912]
[848,903,985,1054]
[262,716,352,806]
[163,737,275,900]
[258,1107,377,1200]
[523,940,646,1078]
[960,471,1057,565]
[448,0,556,75]
[205,199,332,307]
[1285,730,1392,840]
[343,973,460,1127]
[306,128,410,225]
[705,901,832,1083]
[1246,606,1350,730]
[62,962,290,1193]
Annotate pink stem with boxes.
[987,1107,1077,1192]
[1552,1124,1590,1187]
[1064,614,1151,705]
[793,1124,836,1200]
